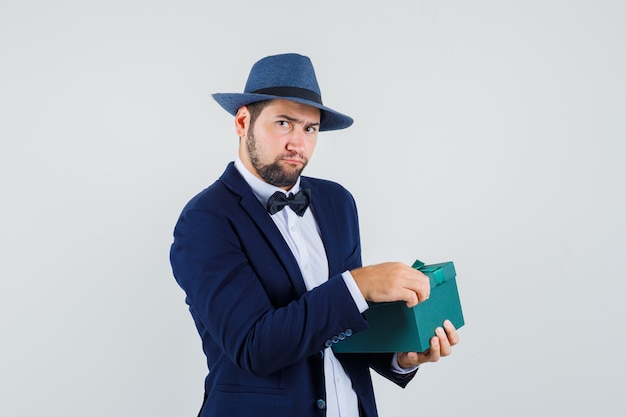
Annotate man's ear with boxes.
[234,106,250,138]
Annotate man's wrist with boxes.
[391,353,419,374]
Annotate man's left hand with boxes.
[397,319,459,368]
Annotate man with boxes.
[170,53,459,417]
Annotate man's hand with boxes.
[350,262,430,308]
[397,320,459,368]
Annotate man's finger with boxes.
[427,336,441,363]
[436,326,452,357]
[443,320,459,346]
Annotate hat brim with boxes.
[212,93,353,132]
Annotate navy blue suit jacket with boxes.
[170,163,415,417]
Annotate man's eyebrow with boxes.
[276,114,320,127]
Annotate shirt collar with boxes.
[234,156,301,208]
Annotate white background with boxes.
[1,1,624,416]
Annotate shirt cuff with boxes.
[391,352,419,374]
[341,270,369,313]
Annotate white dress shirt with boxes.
[234,158,414,416]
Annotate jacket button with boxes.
[317,399,326,409]
[338,332,346,340]
[331,335,339,343]
[345,328,353,337]
[325,340,332,348]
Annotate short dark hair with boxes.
[246,100,271,130]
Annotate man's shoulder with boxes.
[301,175,351,195]
[182,163,247,209]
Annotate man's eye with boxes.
[277,121,290,128]
[306,126,318,133]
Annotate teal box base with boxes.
[332,261,464,353]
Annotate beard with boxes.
[246,132,308,188]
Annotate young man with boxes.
[170,53,459,417]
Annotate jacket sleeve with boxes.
[368,353,418,388]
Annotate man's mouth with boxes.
[280,156,306,165]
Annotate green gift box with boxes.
[332,260,464,353]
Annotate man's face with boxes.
[239,99,320,189]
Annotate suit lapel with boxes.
[302,178,343,277]
[220,163,308,296]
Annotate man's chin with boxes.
[256,161,306,188]
[262,172,300,188]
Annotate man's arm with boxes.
[171,196,368,377]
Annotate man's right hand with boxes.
[350,262,430,308]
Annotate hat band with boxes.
[251,86,322,105]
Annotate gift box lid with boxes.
[411,259,456,287]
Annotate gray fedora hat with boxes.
[212,53,354,131]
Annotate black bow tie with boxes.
[267,189,311,216]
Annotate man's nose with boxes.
[286,129,306,152]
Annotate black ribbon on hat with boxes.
[251,86,323,105]
[267,189,311,216]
